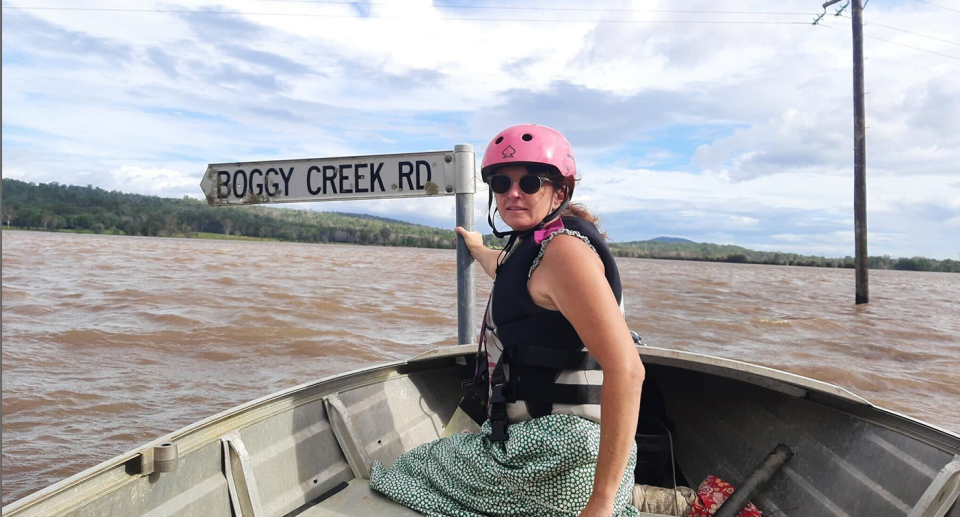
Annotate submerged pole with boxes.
[454,144,477,345]
[852,0,869,304]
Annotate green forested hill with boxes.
[607,240,959,272]
[1,179,454,248]
[2,179,956,272]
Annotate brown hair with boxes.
[532,166,607,240]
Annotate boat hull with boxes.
[3,345,958,517]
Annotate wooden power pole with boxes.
[851,0,868,305]
[821,0,869,304]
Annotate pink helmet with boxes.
[481,124,576,181]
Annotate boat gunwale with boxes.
[416,345,960,450]
[415,344,871,402]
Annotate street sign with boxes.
[199,144,477,346]
[200,151,458,206]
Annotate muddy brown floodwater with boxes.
[3,230,958,504]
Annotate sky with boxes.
[2,0,958,259]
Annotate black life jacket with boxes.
[476,216,623,441]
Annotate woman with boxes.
[371,124,645,517]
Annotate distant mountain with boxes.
[608,236,958,273]
[647,236,696,244]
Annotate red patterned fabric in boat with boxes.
[689,475,762,517]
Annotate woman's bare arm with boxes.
[529,235,645,516]
[455,227,501,280]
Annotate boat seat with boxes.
[293,479,423,516]
[291,478,673,517]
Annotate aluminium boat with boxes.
[3,343,959,517]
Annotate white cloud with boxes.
[3,0,959,258]
[1,167,29,180]
[772,233,803,242]
[110,165,197,195]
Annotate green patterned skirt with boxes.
[369,414,639,517]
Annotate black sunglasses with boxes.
[487,175,554,195]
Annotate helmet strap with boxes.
[486,184,572,273]
[487,188,512,239]
[532,196,571,234]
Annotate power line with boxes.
[251,0,818,16]
[0,5,811,24]
[911,0,960,14]
[839,14,960,46]
[5,4,952,58]
[818,23,960,60]
[865,21,960,46]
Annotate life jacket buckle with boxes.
[489,419,509,442]
[490,384,505,405]
[488,384,509,441]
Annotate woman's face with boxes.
[492,165,564,232]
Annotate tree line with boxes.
[1,179,454,248]
[2,179,956,272]
[607,240,960,273]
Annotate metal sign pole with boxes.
[454,144,476,346]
